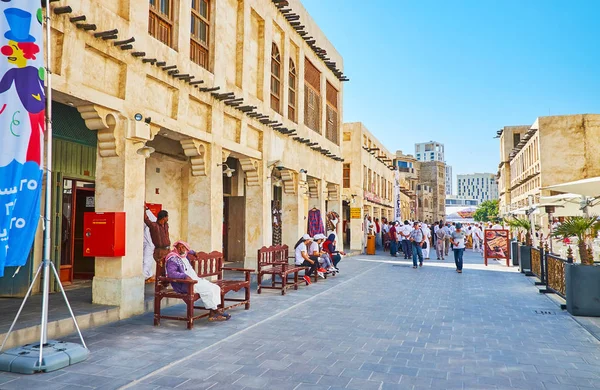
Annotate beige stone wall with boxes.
[539,115,600,188]
[144,154,185,243]
[500,115,600,233]
[341,123,394,250]
[44,0,344,315]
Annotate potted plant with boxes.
[552,216,600,316]
[505,217,532,273]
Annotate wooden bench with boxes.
[154,250,253,329]
[257,245,325,295]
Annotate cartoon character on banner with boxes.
[0,7,45,164]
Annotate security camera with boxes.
[300,169,307,174]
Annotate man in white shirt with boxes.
[471,223,483,253]
[421,223,432,259]
[400,220,413,259]
[443,222,452,257]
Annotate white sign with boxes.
[393,170,401,222]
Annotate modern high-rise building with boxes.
[415,141,453,196]
[415,141,444,162]
[457,173,499,204]
[445,165,453,195]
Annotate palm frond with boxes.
[551,216,600,241]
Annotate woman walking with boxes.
[451,223,467,273]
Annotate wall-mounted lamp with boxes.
[136,145,155,159]
[217,163,235,178]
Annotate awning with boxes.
[511,206,540,215]
[543,177,600,198]
[539,193,600,217]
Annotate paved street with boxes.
[1,251,600,390]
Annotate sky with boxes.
[301,0,600,189]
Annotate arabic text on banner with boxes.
[0,1,45,276]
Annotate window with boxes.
[304,58,321,133]
[288,59,297,122]
[343,164,350,188]
[270,43,282,113]
[191,0,210,68]
[325,81,339,144]
[149,0,174,47]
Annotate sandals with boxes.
[208,311,231,322]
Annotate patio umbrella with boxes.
[543,177,600,198]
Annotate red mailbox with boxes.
[83,212,126,257]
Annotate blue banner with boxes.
[0,1,44,277]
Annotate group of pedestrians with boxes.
[294,233,345,285]
[382,219,499,274]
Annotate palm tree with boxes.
[504,217,532,245]
[551,216,600,265]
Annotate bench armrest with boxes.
[258,261,288,266]
[221,267,255,272]
[157,276,198,285]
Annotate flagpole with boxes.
[0,3,88,373]
[38,0,54,366]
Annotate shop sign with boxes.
[350,208,362,219]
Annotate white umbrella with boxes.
[543,177,600,198]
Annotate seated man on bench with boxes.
[165,241,230,322]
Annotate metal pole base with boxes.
[0,340,89,374]
[0,262,89,374]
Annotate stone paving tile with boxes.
[5,252,600,389]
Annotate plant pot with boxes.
[511,241,519,266]
[519,245,531,273]
[566,263,600,317]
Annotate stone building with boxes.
[0,0,347,317]
[497,125,529,215]
[416,184,434,223]
[419,161,446,221]
[497,115,600,220]
[394,150,418,221]
[341,123,395,251]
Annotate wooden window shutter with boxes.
[304,58,320,90]
[326,81,338,109]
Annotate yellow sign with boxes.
[350,208,362,219]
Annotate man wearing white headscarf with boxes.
[165,241,229,321]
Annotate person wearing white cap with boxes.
[294,234,317,285]
[311,234,336,277]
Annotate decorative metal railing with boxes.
[546,253,570,299]
[531,246,542,280]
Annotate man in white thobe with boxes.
[143,208,157,283]
[165,241,229,321]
